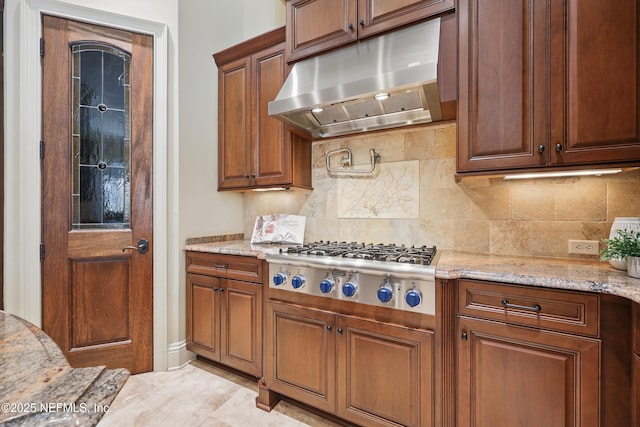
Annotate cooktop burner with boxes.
[282,241,437,265]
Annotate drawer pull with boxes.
[213,263,228,269]
[501,299,541,312]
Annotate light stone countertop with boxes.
[184,240,285,259]
[0,311,129,426]
[185,239,640,305]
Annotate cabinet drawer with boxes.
[186,252,263,283]
[457,279,599,337]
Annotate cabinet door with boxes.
[218,56,251,190]
[285,0,357,62]
[635,303,640,427]
[265,301,337,413]
[550,0,640,165]
[186,273,221,361]
[457,316,600,427]
[358,0,455,39]
[252,42,292,187]
[457,0,550,173]
[336,315,434,427]
[220,279,262,377]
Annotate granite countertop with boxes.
[184,239,284,259]
[0,311,129,426]
[185,239,640,305]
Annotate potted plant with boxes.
[601,229,640,278]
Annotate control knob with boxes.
[377,281,393,303]
[342,279,358,297]
[319,277,335,294]
[272,272,288,286]
[291,274,306,289]
[405,289,422,308]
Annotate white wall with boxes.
[176,0,285,366]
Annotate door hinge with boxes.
[40,140,45,159]
[40,243,45,261]
[40,38,44,57]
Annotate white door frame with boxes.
[4,0,172,371]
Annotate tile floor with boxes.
[97,360,343,427]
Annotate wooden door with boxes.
[265,301,337,413]
[358,0,456,39]
[457,316,600,427]
[41,16,153,374]
[457,0,550,173]
[253,42,291,188]
[285,0,357,62]
[549,0,640,166]
[634,303,640,427]
[217,56,252,190]
[186,274,221,362]
[336,315,434,427]
[0,0,4,310]
[220,279,262,376]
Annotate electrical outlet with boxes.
[568,239,600,255]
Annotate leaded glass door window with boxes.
[72,43,131,229]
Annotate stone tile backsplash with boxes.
[243,122,640,259]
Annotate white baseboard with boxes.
[166,340,196,371]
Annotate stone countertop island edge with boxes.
[0,311,129,427]
[184,239,640,305]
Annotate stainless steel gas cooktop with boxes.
[266,241,438,315]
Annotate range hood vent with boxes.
[269,18,443,139]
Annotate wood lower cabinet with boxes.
[265,301,434,426]
[213,27,311,191]
[186,252,263,377]
[457,316,600,427]
[285,0,455,63]
[457,0,640,175]
[187,274,221,360]
[265,302,336,413]
[634,303,640,427]
[455,279,635,427]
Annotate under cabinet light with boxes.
[252,187,289,192]
[374,93,390,101]
[503,168,623,180]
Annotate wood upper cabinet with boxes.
[457,0,640,175]
[265,300,435,426]
[214,27,312,191]
[186,252,263,377]
[285,0,455,63]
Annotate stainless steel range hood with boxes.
[269,18,442,139]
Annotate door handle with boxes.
[122,238,149,254]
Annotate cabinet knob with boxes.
[337,328,343,335]
[219,287,225,292]
[327,325,332,332]
[348,23,354,30]
[359,19,365,27]
[213,287,219,291]
[461,331,468,341]
[555,143,563,152]
[538,145,545,153]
